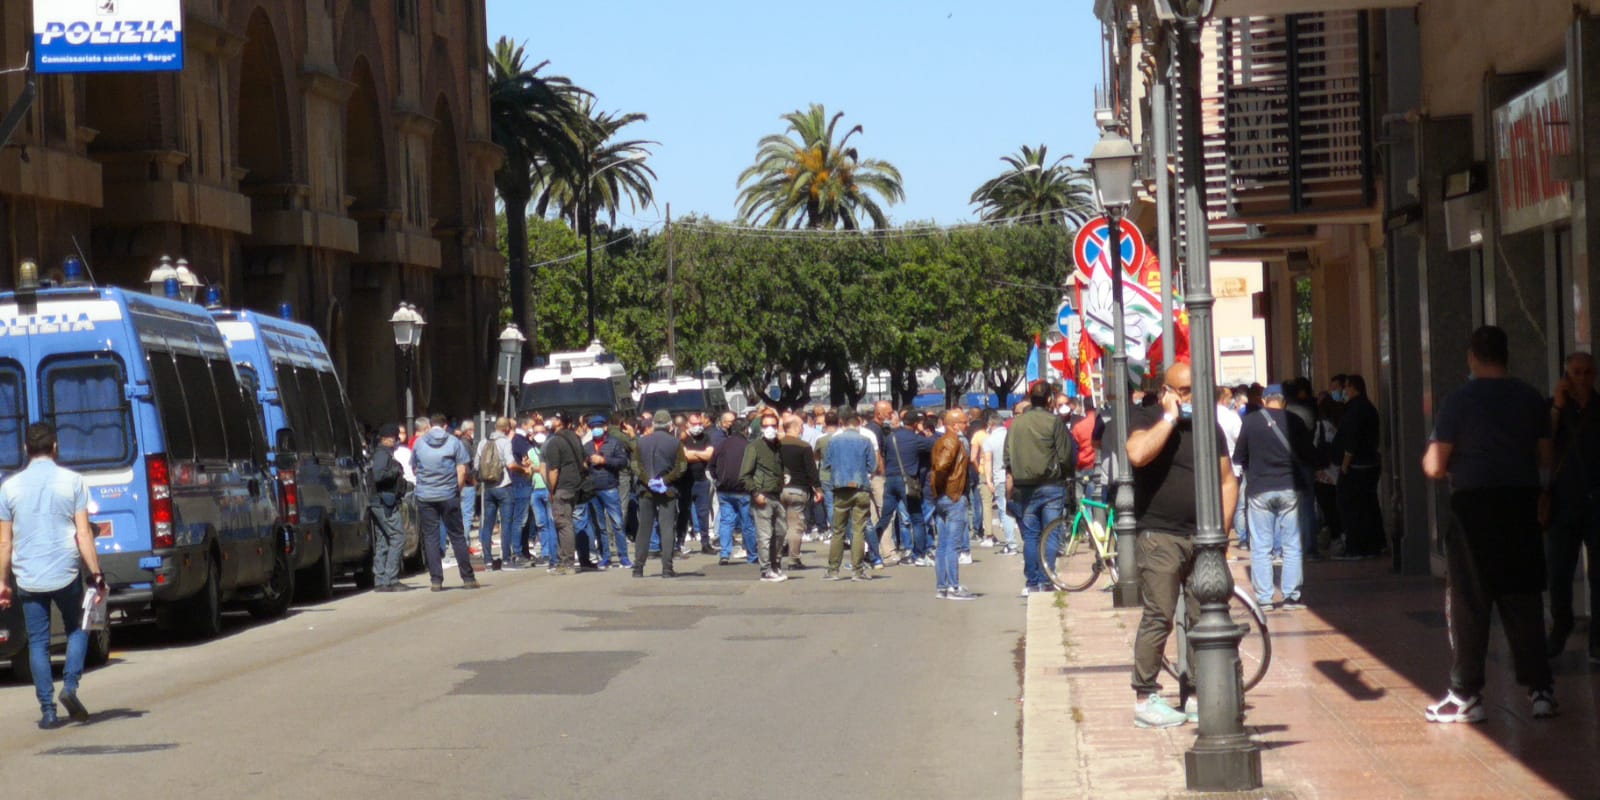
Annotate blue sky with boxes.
[485,0,1105,228]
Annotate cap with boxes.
[379,423,401,439]
[551,410,572,425]
[1264,383,1285,398]
[653,410,673,427]
[589,415,608,427]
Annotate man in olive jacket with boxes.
[741,410,789,581]
[1005,381,1078,594]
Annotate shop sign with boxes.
[1493,70,1571,234]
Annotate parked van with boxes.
[0,276,288,639]
[520,340,637,421]
[213,307,374,598]
[639,356,729,417]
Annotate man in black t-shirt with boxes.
[540,411,585,574]
[1421,326,1556,723]
[1125,362,1238,730]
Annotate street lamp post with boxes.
[496,323,527,419]
[1153,0,1262,789]
[1087,127,1142,610]
[390,303,426,427]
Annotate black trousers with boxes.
[418,496,474,584]
[1337,465,1384,555]
[1445,489,1552,696]
[635,493,679,574]
[1546,502,1600,652]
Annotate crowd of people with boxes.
[365,386,1076,600]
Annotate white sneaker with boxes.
[441,556,457,569]
[1530,689,1558,719]
[959,552,973,565]
[1134,694,1188,728]
[1425,691,1486,723]
[979,537,996,548]
[1184,696,1198,724]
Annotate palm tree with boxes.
[533,99,658,238]
[969,144,1095,226]
[736,104,905,230]
[488,37,589,353]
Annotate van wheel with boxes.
[295,534,334,602]
[247,538,296,619]
[86,626,112,667]
[183,558,224,640]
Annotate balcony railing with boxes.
[1207,11,1372,223]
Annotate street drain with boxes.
[451,651,645,696]
[40,743,178,756]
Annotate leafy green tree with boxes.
[489,38,589,355]
[736,104,905,230]
[969,144,1095,226]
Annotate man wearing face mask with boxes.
[678,412,717,555]
[1126,362,1238,729]
[584,416,631,570]
[741,411,790,581]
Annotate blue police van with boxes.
[212,308,374,597]
[0,269,290,639]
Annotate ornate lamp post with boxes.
[173,258,201,303]
[389,303,426,426]
[1086,126,1141,609]
[1151,0,1262,789]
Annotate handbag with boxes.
[892,433,922,500]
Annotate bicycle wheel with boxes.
[1232,584,1272,692]
[1089,518,1119,585]
[1044,515,1101,592]
[1159,587,1272,693]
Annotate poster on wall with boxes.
[1493,70,1571,235]
[33,0,184,74]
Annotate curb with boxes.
[1021,592,1084,799]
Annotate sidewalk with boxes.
[1022,557,1599,799]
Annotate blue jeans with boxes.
[531,488,556,561]
[19,579,88,711]
[509,483,533,558]
[994,486,1019,547]
[964,482,982,550]
[1017,483,1067,588]
[1233,475,1250,547]
[875,477,926,557]
[480,484,512,562]
[718,492,757,561]
[936,496,969,590]
[460,484,477,557]
[1247,489,1303,604]
[590,488,627,563]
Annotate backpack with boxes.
[477,438,505,485]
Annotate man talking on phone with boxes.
[0,423,109,729]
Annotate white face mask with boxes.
[762,426,779,441]
[935,426,946,435]
[689,424,705,436]
[533,433,548,444]
[1055,406,1071,416]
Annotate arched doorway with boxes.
[235,9,296,313]
[343,57,398,426]
[428,97,479,415]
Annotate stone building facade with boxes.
[0,0,504,426]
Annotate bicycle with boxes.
[1162,583,1272,693]
[1042,494,1118,592]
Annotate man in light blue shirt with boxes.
[412,414,478,591]
[822,409,878,581]
[0,423,107,729]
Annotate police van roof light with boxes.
[16,259,39,292]
[204,285,223,309]
[62,255,87,286]
[279,302,294,320]
[163,277,180,299]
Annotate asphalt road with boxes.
[0,542,1027,799]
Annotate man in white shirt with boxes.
[1217,386,1246,552]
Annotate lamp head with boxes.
[1086,128,1138,211]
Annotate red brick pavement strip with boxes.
[1023,559,1600,800]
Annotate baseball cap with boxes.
[589,415,608,428]
[379,423,400,439]
[1264,383,1285,398]
[653,410,672,427]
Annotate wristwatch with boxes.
[1162,412,1178,426]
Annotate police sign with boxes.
[34,0,183,74]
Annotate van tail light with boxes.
[148,454,174,549]
[278,469,300,526]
